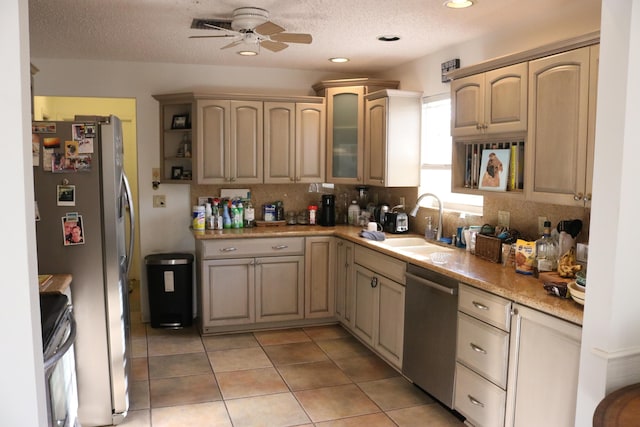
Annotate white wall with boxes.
[1,0,47,425]
[32,59,350,319]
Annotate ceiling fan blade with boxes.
[260,40,288,52]
[203,23,240,34]
[189,34,237,39]
[270,33,312,44]
[221,40,244,50]
[254,21,285,36]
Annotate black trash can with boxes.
[145,253,194,328]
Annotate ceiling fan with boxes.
[189,7,312,54]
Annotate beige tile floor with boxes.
[119,285,465,427]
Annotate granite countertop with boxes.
[193,225,584,325]
[39,274,72,294]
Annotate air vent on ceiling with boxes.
[190,19,233,31]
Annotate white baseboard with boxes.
[592,346,640,393]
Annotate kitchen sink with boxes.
[397,245,454,257]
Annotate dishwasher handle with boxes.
[405,271,458,296]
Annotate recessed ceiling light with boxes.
[377,35,401,42]
[444,0,475,8]
[329,57,349,63]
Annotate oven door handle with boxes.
[44,307,77,373]
[405,271,458,296]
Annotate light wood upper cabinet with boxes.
[197,99,263,184]
[452,62,528,137]
[364,90,422,187]
[526,46,598,206]
[314,78,400,185]
[264,101,326,184]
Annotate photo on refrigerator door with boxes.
[62,214,85,246]
[57,185,76,207]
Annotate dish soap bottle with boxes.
[425,216,436,240]
[534,220,558,277]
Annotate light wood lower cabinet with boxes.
[455,284,511,427]
[304,236,335,319]
[504,304,582,427]
[352,246,405,368]
[335,238,355,328]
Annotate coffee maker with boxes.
[320,194,336,226]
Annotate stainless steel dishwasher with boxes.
[402,263,458,409]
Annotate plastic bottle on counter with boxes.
[192,205,205,230]
[222,202,232,229]
[308,205,318,225]
[236,200,244,228]
[243,199,255,228]
[534,220,558,277]
[348,200,360,226]
[205,202,214,230]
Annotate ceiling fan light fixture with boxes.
[329,57,349,63]
[237,49,258,56]
[444,0,475,8]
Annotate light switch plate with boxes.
[152,168,160,181]
[498,210,510,228]
[153,195,166,208]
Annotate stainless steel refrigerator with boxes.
[33,115,134,426]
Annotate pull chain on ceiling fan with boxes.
[189,7,312,54]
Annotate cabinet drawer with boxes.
[455,363,506,427]
[459,284,511,331]
[457,312,509,389]
[354,245,406,284]
[199,237,304,259]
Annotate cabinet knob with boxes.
[584,193,592,202]
[511,308,519,316]
[476,123,482,130]
[371,277,378,288]
[573,192,584,201]
[290,177,295,182]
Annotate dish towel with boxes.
[359,230,386,241]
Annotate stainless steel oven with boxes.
[41,293,79,427]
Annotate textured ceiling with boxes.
[28,0,601,74]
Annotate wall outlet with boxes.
[153,195,166,208]
[498,210,510,228]
[399,196,405,207]
[538,216,548,235]
[576,243,589,263]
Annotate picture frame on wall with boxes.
[478,148,510,192]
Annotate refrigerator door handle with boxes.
[122,172,135,276]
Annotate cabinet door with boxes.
[230,100,263,183]
[585,44,599,208]
[326,86,364,184]
[364,97,387,186]
[451,74,485,137]
[505,304,582,427]
[375,275,405,368]
[264,102,295,184]
[197,100,231,184]
[304,237,335,319]
[526,47,591,206]
[201,258,254,327]
[296,102,326,183]
[255,255,304,322]
[335,239,355,327]
[485,62,528,134]
[353,264,376,345]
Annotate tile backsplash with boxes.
[191,183,590,243]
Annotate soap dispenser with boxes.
[425,216,437,240]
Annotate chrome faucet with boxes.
[409,193,443,241]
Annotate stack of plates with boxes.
[567,281,585,305]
